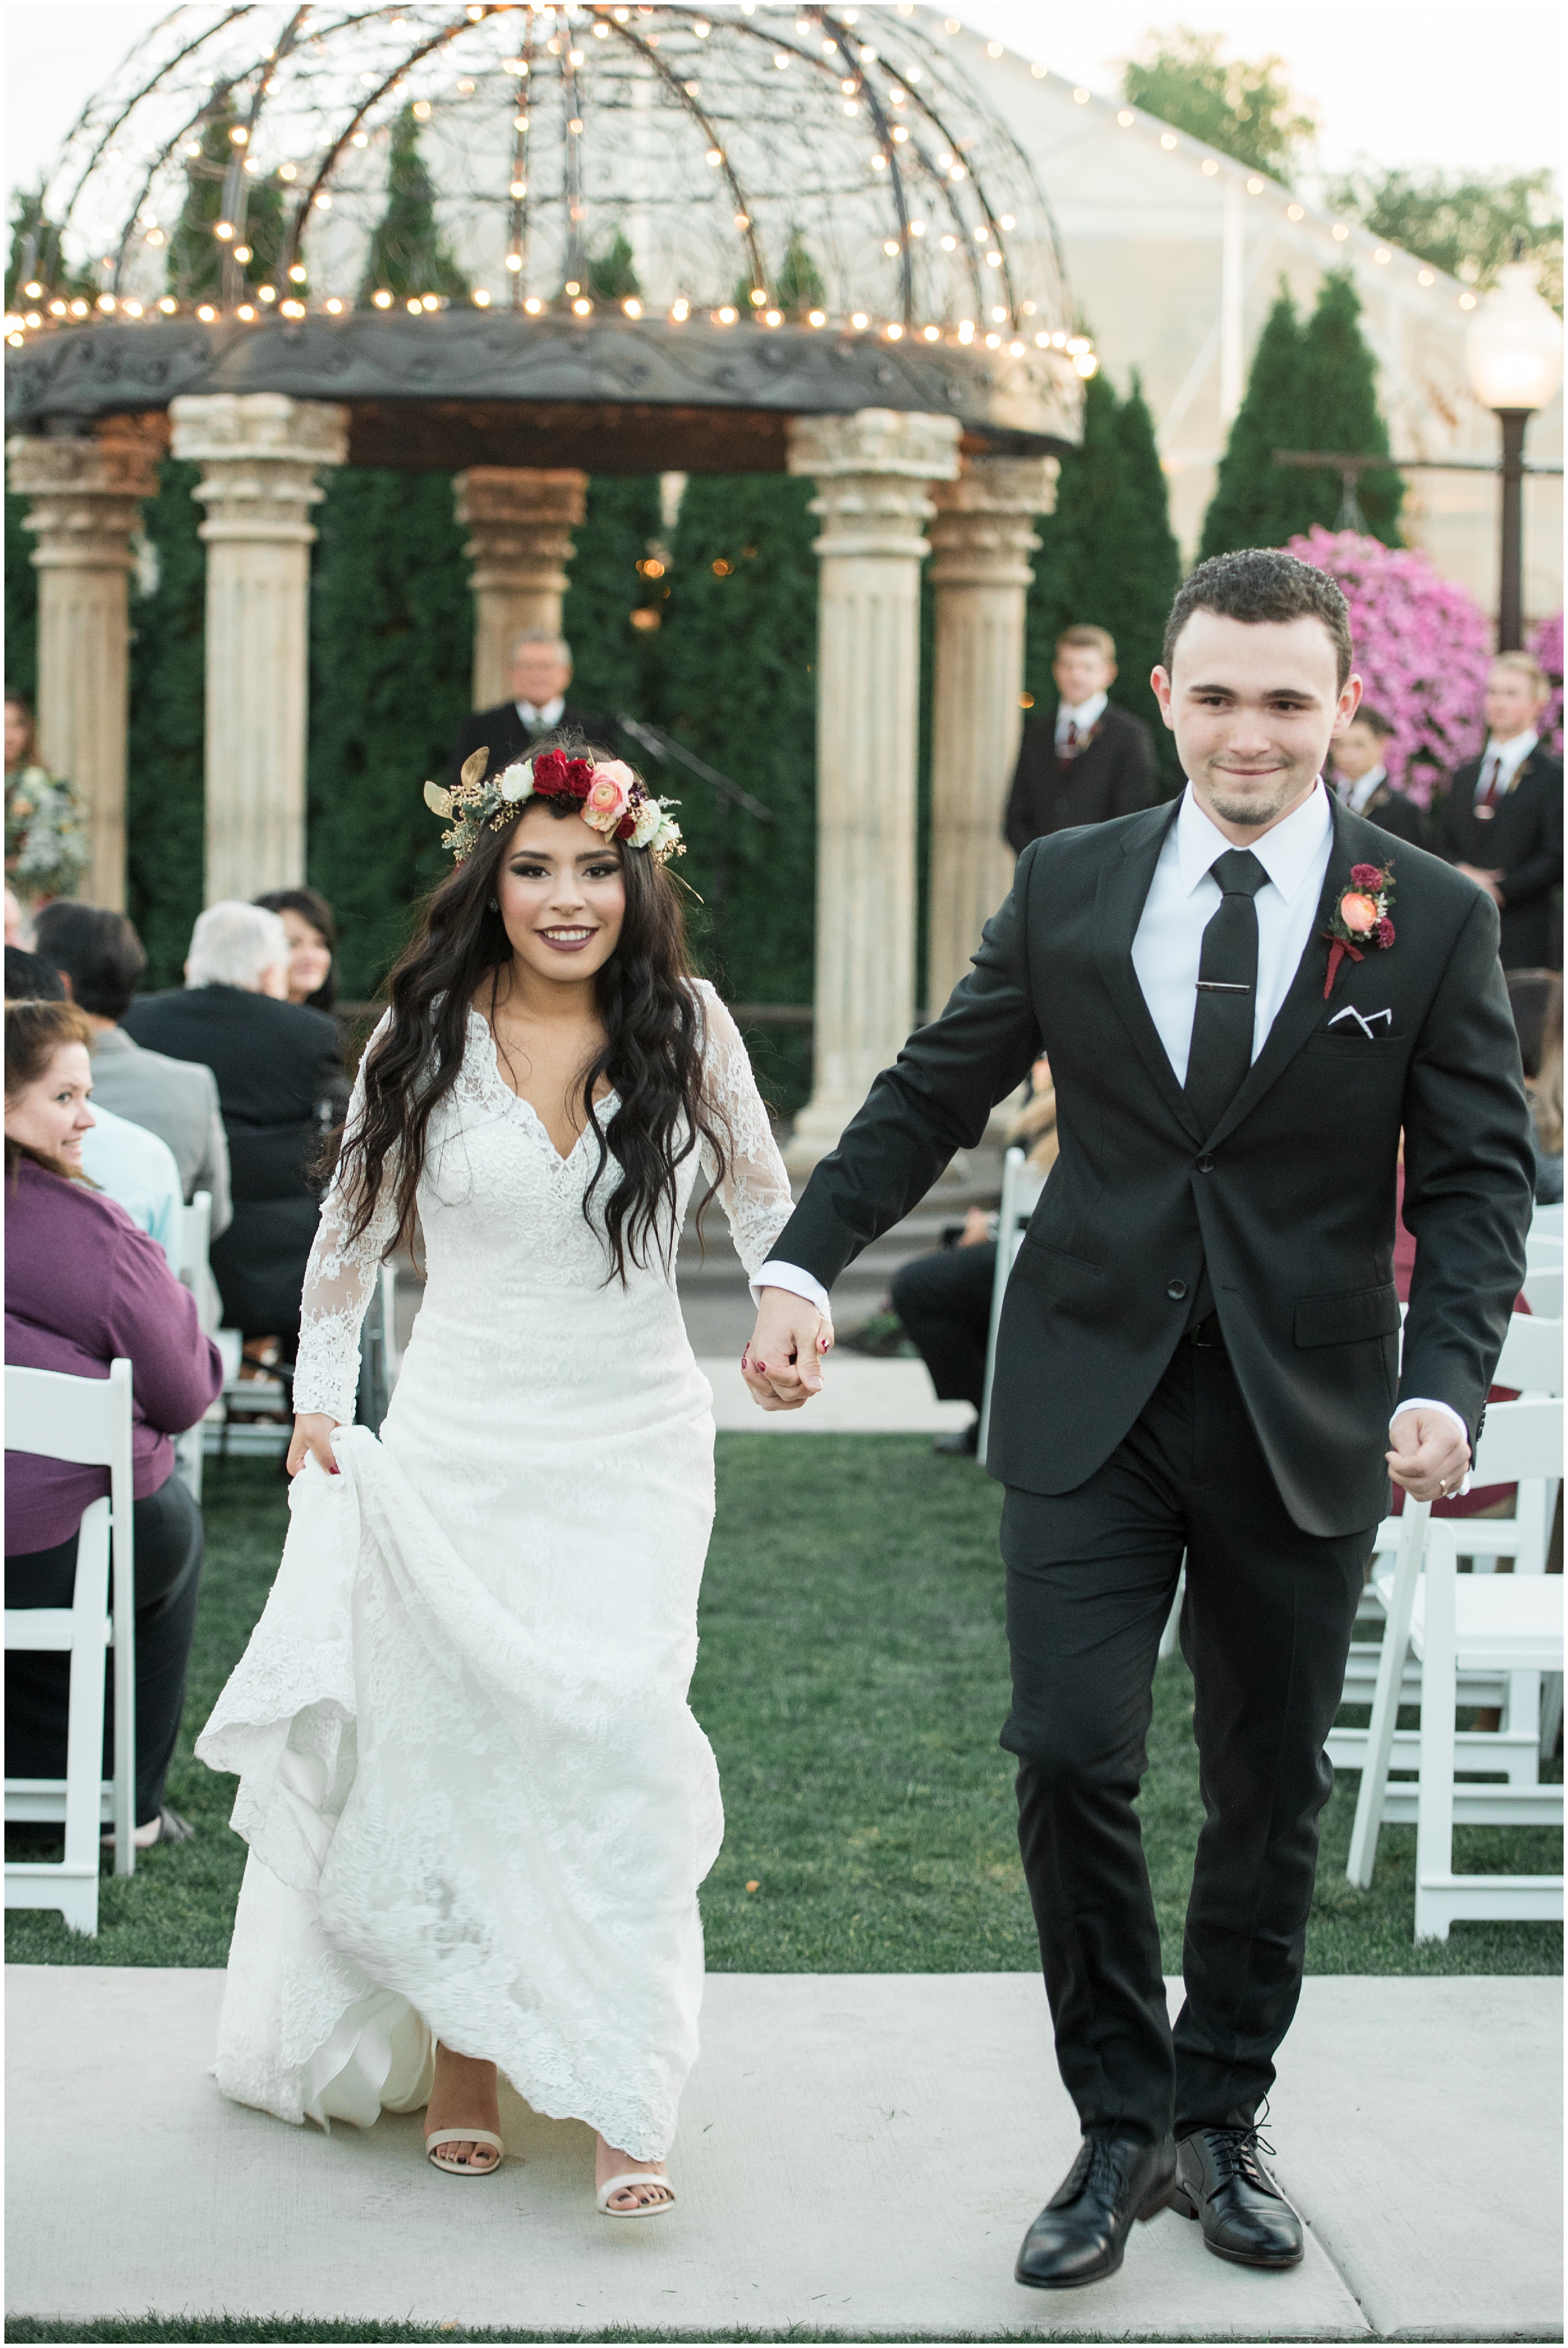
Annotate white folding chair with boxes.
[173,1191,216,1501]
[1344,1397,1564,1891]
[1532,1203,1564,1240]
[1414,1531,1562,1942]
[977,1149,1043,1469]
[4,1359,137,1935]
[1522,1266,1563,1319]
[1525,1232,1564,1273]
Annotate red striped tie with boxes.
[1476,753,1503,812]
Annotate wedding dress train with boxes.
[197,984,796,2160]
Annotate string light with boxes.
[524,294,544,312]
[473,289,491,306]
[373,289,393,307]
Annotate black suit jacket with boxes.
[448,699,618,790]
[1004,703,1160,852]
[1431,748,1564,969]
[122,986,345,1334]
[773,800,1534,1537]
[1342,778,1425,849]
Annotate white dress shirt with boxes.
[1337,763,1387,814]
[1054,691,1108,750]
[1474,728,1538,804]
[757,778,1468,1461]
[516,695,566,731]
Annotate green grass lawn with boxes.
[6,1439,1560,1974]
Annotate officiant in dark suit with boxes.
[744,552,1533,2294]
[1004,624,1160,850]
[447,630,616,790]
[1431,651,1562,969]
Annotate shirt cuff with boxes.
[751,1260,832,1317]
[1391,1397,1472,1496]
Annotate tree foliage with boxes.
[6,186,97,307]
[1201,275,1402,557]
[166,96,285,299]
[358,107,470,303]
[5,493,38,696]
[561,474,663,723]
[1323,166,1563,314]
[1026,368,1183,787]
[1121,28,1317,183]
[126,460,207,989]
[585,231,641,302]
[775,229,826,316]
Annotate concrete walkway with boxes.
[6,1968,1559,2338]
[701,1354,973,1435]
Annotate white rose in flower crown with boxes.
[498,760,535,802]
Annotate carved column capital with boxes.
[6,430,162,571]
[928,454,1057,589]
[788,408,962,565]
[170,393,349,546]
[454,467,589,708]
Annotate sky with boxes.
[3,0,1562,196]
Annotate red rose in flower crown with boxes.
[1322,860,1396,998]
[529,750,595,802]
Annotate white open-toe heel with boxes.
[426,2128,504,2176]
[596,2170,676,2218]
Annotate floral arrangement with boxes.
[1285,528,1492,807]
[423,748,684,865]
[1323,859,1396,999]
[4,765,89,903]
[1530,608,1562,757]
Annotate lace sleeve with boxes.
[694,982,803,1287]
[291,1015,401,1422]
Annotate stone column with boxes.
[926,455,1058,1015]
[784,408,962,1174]
[169,393,348,903]
[453,468,588,709]
[7,427,162,910]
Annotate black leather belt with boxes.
[1188,1312,1227,1349]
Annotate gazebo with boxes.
[6,2,1090,1164]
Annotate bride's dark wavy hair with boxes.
[336,733,726,1282]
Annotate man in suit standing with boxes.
[1431,651,1563,969]
[447,629,616,791]
[743,551,1533,2292]
[1328,703,1424,846]
[1005,625,1160,851]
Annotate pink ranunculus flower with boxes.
[580,761,635,834]
[1339,891,1379,934]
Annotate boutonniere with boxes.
[1323,861,1396,999]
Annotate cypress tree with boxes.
[1026,368,1182,787]
[775,230,826,317]
[561,474,664,723]
[655,472,818,1110]
[1199,285,1306,557]
[585,232,641,302]
[359,108,470,303]
[125,460,206,988]
[166,97,285,299]
[305,469,475,1001]
[6,492,38,695]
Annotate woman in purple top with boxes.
[6,998,223,1847]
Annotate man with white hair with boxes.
[122,902,346,1360]
[447,628,615,790]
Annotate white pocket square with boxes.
[1327,1006,1393,1039]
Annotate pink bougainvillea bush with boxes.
[1285,528,1492,805]
[1530,608,1563,756]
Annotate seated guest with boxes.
[6,999,223,1847]
[1329,703,1424,845]
[890,1061,1061,1457]
[1431,651,1563,969]
[6,946,183,1266]
[31,901,231,1235]
[254,885,339,1011]
[122,903,344,1365]
[447,629,615,790]
[1004,625,1158,852]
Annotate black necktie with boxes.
[1185,849,1268,1135]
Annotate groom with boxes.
[744,550,1534,2290]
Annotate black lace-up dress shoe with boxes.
[1015,2129,1177,2290]
[1172,2124,1304,2268]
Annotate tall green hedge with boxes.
[561,473,663,723]
[126,460,206,987]
[6,492,38,697]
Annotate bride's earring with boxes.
[488,896,499,911]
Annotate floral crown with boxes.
[422,747,684,865]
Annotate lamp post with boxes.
[1465,262,1564,649]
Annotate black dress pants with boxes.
[6,1470,204,1827]
[890,1241,998,1411]
[1000,1339,1372,2144]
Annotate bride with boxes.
[198,740,815,2214]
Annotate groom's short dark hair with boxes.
[1163,550,1353,688]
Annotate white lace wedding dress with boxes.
[196,983,796,2162]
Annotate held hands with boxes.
[288,1412,342,1477]
[1454,863,1506,908]
[741,1288,833,1413]
[1387,1406,1470,1506]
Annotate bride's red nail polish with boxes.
[755,1360,766,1373]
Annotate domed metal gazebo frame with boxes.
[6,2,1089,1164]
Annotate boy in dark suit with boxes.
[1004,625,1160,851]
[1328,703,1424,845]
[1432,652,1563,969]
